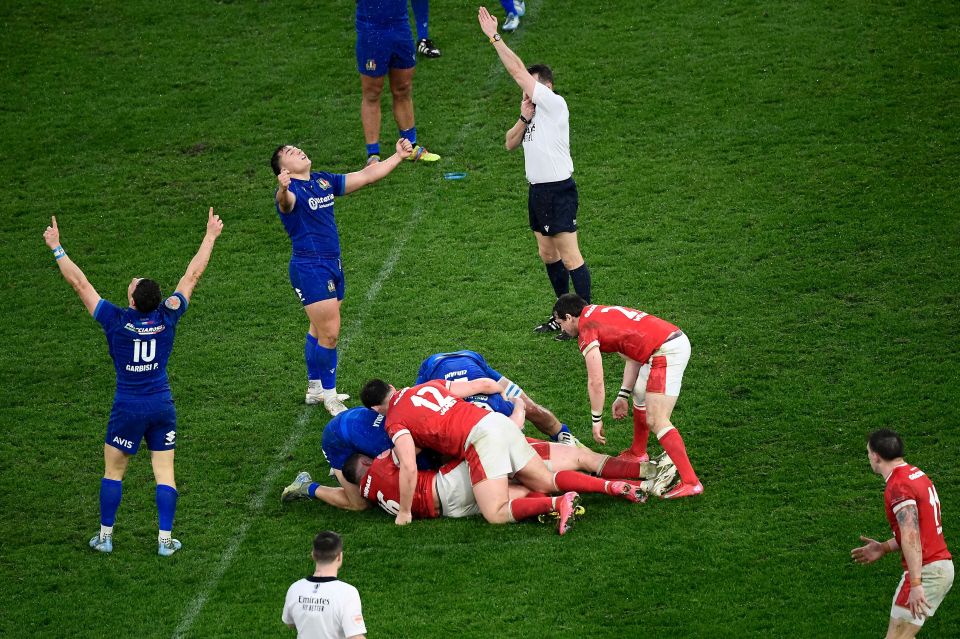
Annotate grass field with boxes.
[2,0,959,637]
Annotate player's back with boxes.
[277,172,345,259]
[360,451,439,519]
[322,407,391,471]
[884,464,951,569]
[415,351,513,416]
[384,381,489,456]
[577,304,679,363]
[94,294,188,399]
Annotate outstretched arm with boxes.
[478,7,537,97]
[176,207,224,302]
[343,138,414,194]
[43,216,101,315]
[448,377,503,398]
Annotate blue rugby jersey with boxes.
[356,0,409,29]
[276,171,346,259]
[94,292,188,399]
[321,407,392,471]
[415,351,514,416]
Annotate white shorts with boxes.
[632,333,691,404]
[464,413,537,485]
[435,462,481,519]
[890,559,954,626]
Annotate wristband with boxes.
[489,33,502,44]
[53,245,66,260]
[504,382,523,399]
[519,114,530,124]
[617,387,631,400]
[910,577,923,587]
[591,410,602,423]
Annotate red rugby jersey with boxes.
[884,463,951,571]
[359,451,441,520]
[384,381,489,458]
[576,304,679,364]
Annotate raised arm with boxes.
[175,207,224,302]
[478,7,537,97]
[276,169,296,213]
[343,138,414,195]
[505,96,535,151]
[44,216,101,315]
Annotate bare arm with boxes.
[276,169,296,213]
[612,358,642,419]
[896,504,931,619]
[505,119,526,151]
[175,207,224,302]
[478,7,537,96]
[583,347,607,444]
[43,216,101,315]
[448,377,503,398]
[343,139,413,194]
[393,432,417,525]
[851,535,899,564]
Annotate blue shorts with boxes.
[290,257,345,306]
[105,397,177,454]
[356,27,416,77]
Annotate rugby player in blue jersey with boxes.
[356,0,440,165]
[416,350,585,447]
[43,209,223,556]
[272,139,413,416]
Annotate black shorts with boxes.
[528,177,578,236]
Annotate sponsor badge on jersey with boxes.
[316,177,331,190]
[164,295,181,310]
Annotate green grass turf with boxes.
[2,0,959,636]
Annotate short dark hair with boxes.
[868,429,905,461]
[270,144,287,176]
[527,64,553,85]
[341,454,370,486]
[312,531,343,564]
[360,379,391,408]
[133,279,162,313]
[553,293,588,321]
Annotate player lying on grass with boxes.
[44,209,223,556]
[360,378,651,534]
[282,441,679,533]
[316,405,675,512]
[553,294,703,500]
[416,349,586,446]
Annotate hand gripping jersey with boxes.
[415,351,513,417]
[885,463,951,571]
[276,171,346,259]
[359,450,452,519]
[384,381,490,457]
[94,293,188,399]
[576,304,680,365]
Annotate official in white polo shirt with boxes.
[478,6,593,341]
[283,531,367,639]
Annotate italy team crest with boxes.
[317,178,331,190]
[365,59,376,72]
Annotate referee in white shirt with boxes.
[479,6,592,341]
[283,531,367,639]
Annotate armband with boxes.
[489,33,502,44]
[53,246,66,260]
[504,383,523,399]
[617,387,631,400]
[591,410,602,423]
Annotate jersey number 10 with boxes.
[132,339,157,363]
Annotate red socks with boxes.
[598,457,640,479]
[630,405,649,456]
[554,470,615,495]
[508,497,555,521]
[657,427,698,484]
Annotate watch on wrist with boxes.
[489,33,502,44]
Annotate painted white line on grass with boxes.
[172,208,421,639]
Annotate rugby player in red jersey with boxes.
[360,378,650,535]
[552,293,702,499]
[851,429,953,638]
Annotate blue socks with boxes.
[305,333,322,381]
[550,423,572,442]
[308,483,321,499]
[500,0,516,15]
[156,484,178,532]
[100,478,123,526]
[545,259,570,298]
[316,344,338,390]
[400,127,417,145]
[411,0,430,40]
[569,263,592,303]
[366,142,380,157]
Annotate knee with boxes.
[362,86,382,104]
[538,247,559,263]
[483,512,511,525]
[390,80,412,101]
[647,415,672,434]
[317,333,339,349]
[561,256,583,271]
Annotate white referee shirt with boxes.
[282,576,367,639]
[522,81,574,185]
